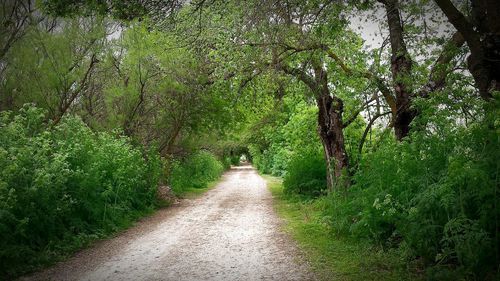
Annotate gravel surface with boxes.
[21,165,314,281]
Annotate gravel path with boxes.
[21,165,313,281]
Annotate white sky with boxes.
[348,2,455,53]
[349,7,386,50]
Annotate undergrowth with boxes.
[251,95,499,280]
[0,106,162,278]
[168,150,225,195]
[265,175,422,281]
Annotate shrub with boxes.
[0,105,162,278]
[222,157,232,170]
[169,150,224,194]
[283,149,326,197]
[230,155,240,166]
[336,108,500,279]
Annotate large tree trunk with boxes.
[279,59,350,191]
[434,0,500,99]
[469,0,500,97]
[312,59,350,191]
[380,0,416,141]
[316,93,350,191]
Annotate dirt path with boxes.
[21,165,313,281]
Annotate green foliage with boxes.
[42,0,150,19]
[319,103,500,280]
[2,1,499,280]
[101,22,233,152]
[0,105,162,278]
[246,92,325,178]
[283,149,326,197]
[229,155,241,166]
[1,17,106,118]
[169,151,224,194]
[222,157,232,170]
[246,93,344,197]
[248,84,499,280]
[266,175,421,281]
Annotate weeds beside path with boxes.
[264,175,423,281]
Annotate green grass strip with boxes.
[264,175,422,281]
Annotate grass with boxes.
[263,175,423,281]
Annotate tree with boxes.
[42,0,182,20]
[0,0,48,110]
[191,1,375,190]
[374,0,466,140]
[103,22,232,155]
[433,0,499,100]
[0,17,107,122]
[0,0,42,61]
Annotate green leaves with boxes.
[42,0,151,20]
[102,21,233,152]
[169,151,224,194]
[284,148,327,197]
[0,106,162,278]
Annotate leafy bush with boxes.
[169,150,224,194]
[248,99,320,177]
[222,157,232,170]
[230,155,241,166]
[283,149,327,196]
[323,107,500,280]
[251,93,499,279]
[0,106,162,278]
[244,78,499,279]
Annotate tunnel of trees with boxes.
[0,0,499,279]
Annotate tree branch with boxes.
[343,95,378,128]
[419,31,465,97]
[433,0,482,55]
[277,63,319,94]
[358,111,391,154]
[321,44,397,115]
[52,54,99,126]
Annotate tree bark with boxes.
[312,59,350,190]
[380,0,416,141]
[278,59,350,191]
[434,0,500,99]
[316,93,350,190]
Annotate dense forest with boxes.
[0,0,498,280]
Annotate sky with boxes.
[348,2,455,52]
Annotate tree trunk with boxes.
[0,92,14,111]
[434,0,500,99]
[312,58,350,191]
[470,0,500,97]
[159,124,182,156]
[316,94,350,191]
[381,0,416,141]
[278,58,350,191]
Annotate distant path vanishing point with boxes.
[21,165,313,281]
